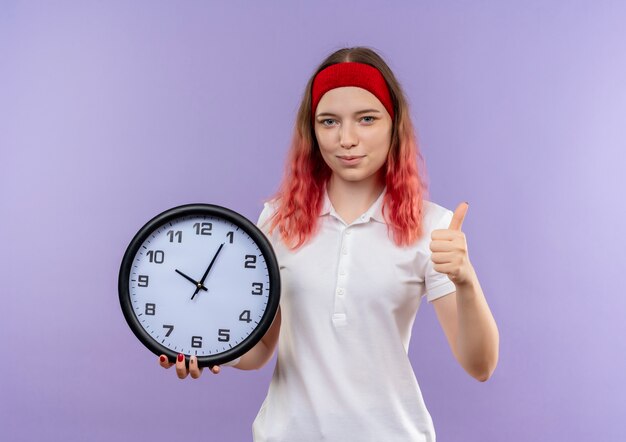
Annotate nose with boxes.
[339,122,358,149]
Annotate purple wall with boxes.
[2,1,625,441]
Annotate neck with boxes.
[326,173,385,220]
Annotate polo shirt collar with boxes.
[320,186,387,224]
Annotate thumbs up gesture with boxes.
[430,202,475,287]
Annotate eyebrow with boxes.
[315,109,382,118]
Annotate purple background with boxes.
[2,1,625,441]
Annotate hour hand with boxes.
[175,269,208,292]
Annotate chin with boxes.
[335,172,376,183]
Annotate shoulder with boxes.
[422,200,454,230]
[256,197,281,232]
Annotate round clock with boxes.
[118,203,280,369]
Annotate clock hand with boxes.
[175,269,208,292]
[192,242,225,300]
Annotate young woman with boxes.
[160,46,499,441]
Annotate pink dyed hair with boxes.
[264,47,431,250]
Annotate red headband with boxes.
[311,62,395,121]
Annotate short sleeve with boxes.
[424,208,457,303]
[256,201,276,237]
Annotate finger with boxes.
[430,229,458,241]
[429,239,454,252]
[189,355,204,379]
[175,353,189,379]
[448,202,469,231]
[430,233,466,252]
[210,365,221,375]
[159,354,175,369]
[433,262,457,276]
[431,251,456,264]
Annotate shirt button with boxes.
[337,288,344,296]
[345,230,351,235]
[339,269,346,276]
[342,247,348,255]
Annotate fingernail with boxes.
[160,356,166,363]
[190,357,194,364]
[177,354,184,362]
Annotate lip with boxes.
[337,155,365,165]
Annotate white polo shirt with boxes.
[252,187,456,442]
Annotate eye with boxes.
[320,118,337,127]
[360,116,376,124]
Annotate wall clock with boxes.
[118,203,280,368]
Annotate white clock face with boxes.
[128,214,272,357]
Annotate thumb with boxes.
[448,202,469,231]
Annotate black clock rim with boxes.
[118,203,281,368]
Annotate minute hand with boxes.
[192,242,225,300]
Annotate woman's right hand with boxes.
[158,353,221,379]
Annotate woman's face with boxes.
[313,86,393,187]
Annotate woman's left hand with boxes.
[430,202,476,287]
